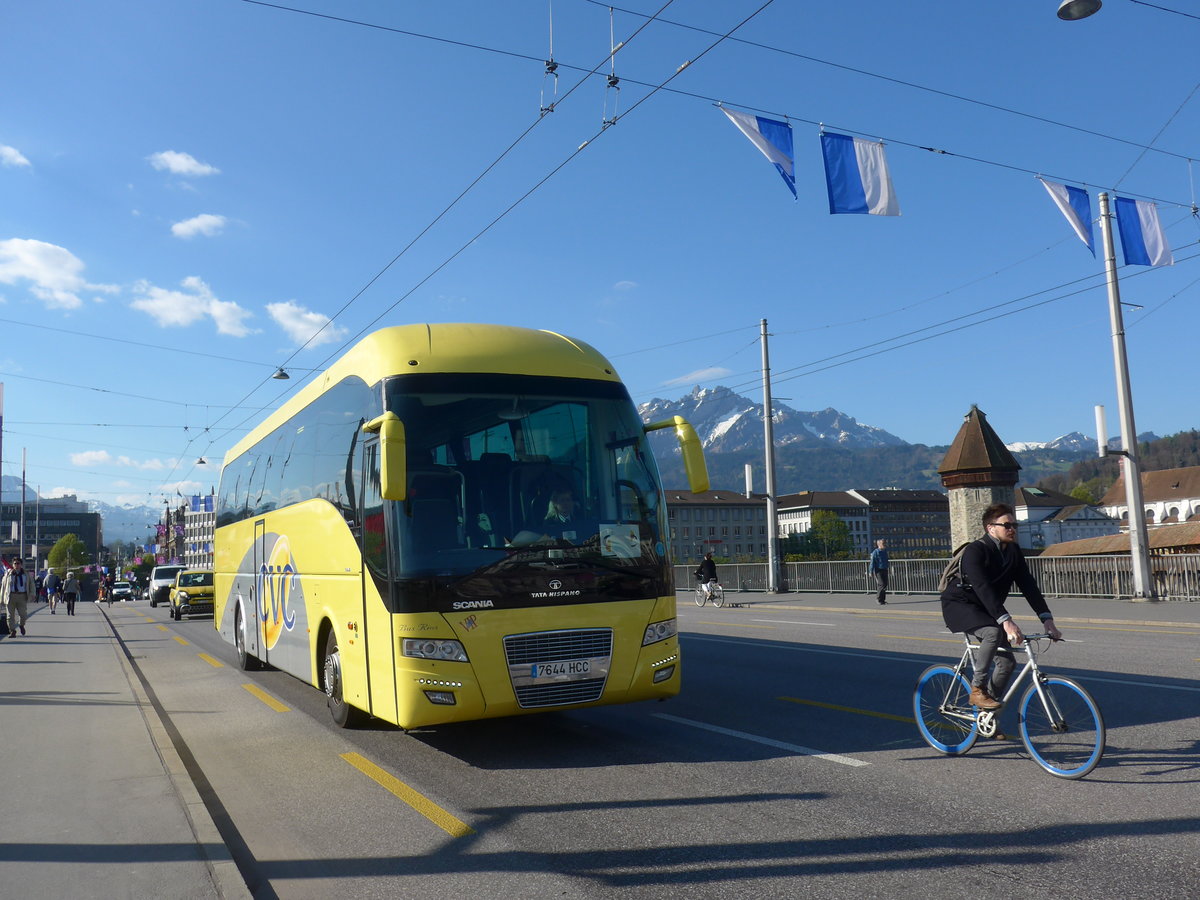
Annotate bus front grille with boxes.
[504,628,613,708]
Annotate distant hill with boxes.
[1035,430,1200,502]
[639,386,1181,495]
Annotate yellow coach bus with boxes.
[214,323,708,728]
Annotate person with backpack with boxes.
[939,503,1062,711]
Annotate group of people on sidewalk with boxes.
[2,559,82,638]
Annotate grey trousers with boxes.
[967,624,1016,697]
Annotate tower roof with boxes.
[938,405,1021,479]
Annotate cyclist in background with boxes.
[695,551,718,601]
[940,503,1062,711]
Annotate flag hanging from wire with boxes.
[1114,197,1173,267]
[1039,178,1094,255]
[720,108,796,199]
[820,132,900,216]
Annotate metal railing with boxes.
[674,553,1200,601]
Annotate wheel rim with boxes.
[914,666,978,754]
[324,646,342,704]
[1019,678,1104,778]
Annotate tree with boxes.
[807,510,852,560]
[1069,483,1098,504]
[48,533,89,572]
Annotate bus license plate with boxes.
[532,659,590,679]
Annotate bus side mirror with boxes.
[644,416,709,494]
[363,412,407,501]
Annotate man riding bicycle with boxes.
[695,551,718,600]
[940,503,1062,711]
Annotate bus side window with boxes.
[360,443,388,579]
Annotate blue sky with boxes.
[2,0,1198,507]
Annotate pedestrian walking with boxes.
[1,558,37,636]
[868,539,890,605]
[62,571,81,616]
[44,570,61,614]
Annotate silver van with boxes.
[148,565,185,607]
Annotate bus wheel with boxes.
[323,630,366,728]
[234,605,262,671]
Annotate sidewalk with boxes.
[0,599,250,900]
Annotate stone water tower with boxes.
[938,406,1021,549]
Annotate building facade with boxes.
[848,488,951,555]
[182,493,216,570]
[665,489,769,563]
[938,405,1020,548]
[1099,465,1200,529]
[1,494,102,568]
[777,491,872,555]
[1015,486,1120,551]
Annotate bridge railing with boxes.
[674,553,1200,601]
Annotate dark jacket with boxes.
[696,558,717,582]
[940,536,1052,633]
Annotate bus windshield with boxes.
[380,373,667,584]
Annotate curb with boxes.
[727,602,1200,630]
[102,611,253,900]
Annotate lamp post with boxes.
[1097,191,1154,599]
[1057,0,1101,20]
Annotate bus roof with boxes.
[224,323,622,464]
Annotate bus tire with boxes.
[323,629,366,728]
[234,605,263,671]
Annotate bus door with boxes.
[252,519,266,663]
[357,437,399,723]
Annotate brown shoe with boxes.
[969,686,1002,710]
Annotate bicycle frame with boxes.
[936,634,1064,735]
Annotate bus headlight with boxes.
[403,639,469,662]
[642,618,677,646]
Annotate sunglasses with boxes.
[989,521,1017,530]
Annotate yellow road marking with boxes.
[242,683,290,712]
[198,653,224,668]
[156,624,169,632]
[341,752,474,837]
[780,695,916,724]
[142,616,156,623]
[699,621,773,629]
[173,636,189,646]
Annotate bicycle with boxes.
[693,579,725,608]
[913,633,1105,779]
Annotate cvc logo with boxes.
[258,535,299,650]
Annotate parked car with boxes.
[148,565,185,607]
[111,581,134,602]
[168,570,214,620]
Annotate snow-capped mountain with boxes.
[1006,431,1160,454]
[638,386,907,453]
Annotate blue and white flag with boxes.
[720,108,796,199]
[1115,197,1173,267]
[820,132,900,216]
[1039,178,1094,255]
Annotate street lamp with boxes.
[1057,0,1101,20]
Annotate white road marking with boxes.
[652,713,869,767]
[752,618,836,627]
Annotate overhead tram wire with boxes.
[713,244,1200,397]
[199,0,778,468]
[583,0,1196,166]
[301,0,780,375]
[198,0,686,464]
[246,0,1196,168]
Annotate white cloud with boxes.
[613,280,638,291]
[70,450,113,467]
[266,300,347,347]
[171,213,227,238]
[662,367,731,388]
[148,150,219,177]
[0,238,119,310]
[130,276,254,337]
[1,145,31,168]
[70,449,174,471]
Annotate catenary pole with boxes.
[761,319,779,592]
[1097,191,1154,599]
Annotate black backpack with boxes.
[938,541,975,593]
